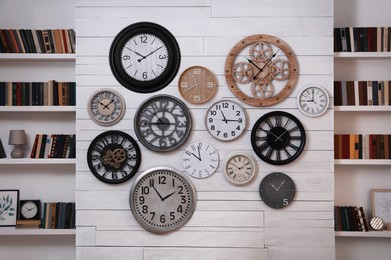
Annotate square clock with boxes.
[19,200,41,220]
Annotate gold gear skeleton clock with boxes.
[225,34,298,106]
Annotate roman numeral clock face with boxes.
[251,111,306,165]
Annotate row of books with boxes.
[41,202,76,229]
[0,81,76,106]
[334,206,369,232]
[30,134,76,159]
[334,134,391,159]
[0,29,75,54]
[334,27,391,52]
[334,80,391,106]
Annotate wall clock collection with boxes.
[85,23,328,232]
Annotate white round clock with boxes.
[182,142,219,179]
[297,85,329,117]
[87,88,126,126]
[223,151,258,186]
[205,100,246,141]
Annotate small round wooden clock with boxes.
[225,34,298,107]
[178,66,217,104]
[129,167,196,234]
[109,22,181,93]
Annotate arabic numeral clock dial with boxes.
[206,100,246,141]
[297,85,330,117]
[182,142,219,179]
[223,151,258,186]
[178,66,217,104]
[134,94,192,152]
[225,34,298,107]
[87,88,126,126]
[251,111,306,165]
[259,172,296,209]
[109,22,181,93]
[129,167,196,234]
[87,130,141,184]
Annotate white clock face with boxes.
[223,151,258,186]
[297,85,329,117]
[21,201,38,219]
[205,100,246,141]
[121,33,169,82]
[182,142,219,179]
[88,89,126,126]
[129,167,196,234]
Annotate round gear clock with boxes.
[251,111,306,165]
[87,88,126,126]
[87,130,141,184]
[225,34,298,107]
[259,172,296,209]
[129,167,196,234]
[109,22,181,93]
[134,94,192,152]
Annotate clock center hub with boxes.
[101,144,127,171]
[157,117,170,131]
[267,127,290,149]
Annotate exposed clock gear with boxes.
[249,42,273,61]
[232,61,254,84]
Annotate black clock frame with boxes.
[87,130,141,184]
[109,22,181,93]
[251,111,306,165]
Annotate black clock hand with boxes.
[162,191,176,201]
[152,185,165,201]
[102,99,114,109]
[138,46,164,62]
[245,57,263,72]
[126,48,146,59]
[253,50,280,79]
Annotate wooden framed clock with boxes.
[134,94,192,152]
[129,167,196,234]
[87,130,141,184]
[224,34,298,107]
[205,100,246,141]
[87,88,126,126]
[109,22,181,93]
[182,141,219,179]
[251,111,306,165]
[178,65,217,104]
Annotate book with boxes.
[0,138,6,158]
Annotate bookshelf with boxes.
[334,0,391,259]
[0,0,76,259]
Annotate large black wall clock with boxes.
[259,172,296,209]
[134,94,192,152]
[87,130,141,184]
[251,111,306,165]
[109,22,181,93]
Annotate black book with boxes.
[0,138,6,158]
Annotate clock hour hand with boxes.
[102,99,114,109]
[127,48,146,59]
[162,191,176,201]
[270,183,279,191]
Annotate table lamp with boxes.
[8,130,26,158]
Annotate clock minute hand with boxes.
[152,186,165,201]
[138,46,164,62]
[253,50,280,79]
[103,99,114,109]
[127,48,146,59]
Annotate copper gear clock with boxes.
[224,34,298,107]
[109,22,181,93]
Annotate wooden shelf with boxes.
[0,158,76,165]
[0,228,75,236]
[335,231,391,238]
[0,106,76,112]
[335,159,391,165]
[0,53,76,61]
[334,52,391,59]
[334,106,391,112]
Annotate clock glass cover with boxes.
[182,141,219,179]
[223,151,258,186]
[297,85,329,117]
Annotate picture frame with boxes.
[372,189,391,223]
[0,190,19,227]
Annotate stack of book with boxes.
[30,134,76,159]
[41,202,75,229]
[334,80,391,106]
[334,134,391,159]
[334,206,369,231]
[0,29,75,53]
[334,27,391,52]
[0,81,76,106]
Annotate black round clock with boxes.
[251,111,306,165]
[134,94,192,152]
[109,22,181,93]
[87,130,141,184]
[259,172,296,209]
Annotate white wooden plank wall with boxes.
[75,0,335,259]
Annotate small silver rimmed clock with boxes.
[297,84,329,117]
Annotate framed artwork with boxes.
[372,189,391,223]
[0,190,19,227]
